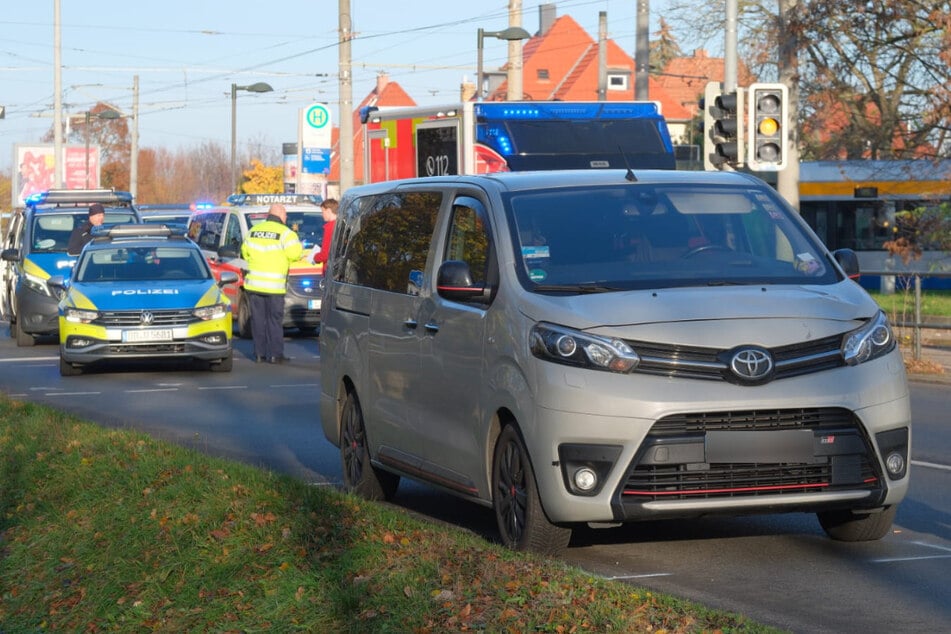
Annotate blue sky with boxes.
[0,0,684,174]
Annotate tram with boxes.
[797,160,951,290]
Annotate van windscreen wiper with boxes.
[532,283,622,294]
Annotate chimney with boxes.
[460,79,476,103]
[538,3,556,35]
[375,72,389,94]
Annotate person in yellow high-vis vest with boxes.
[240,203,303,363]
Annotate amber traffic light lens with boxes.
[758,117,779,136]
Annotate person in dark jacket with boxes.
[67,203,105,255]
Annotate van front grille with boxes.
[627,334,845,383]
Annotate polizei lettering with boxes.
[250,230,281,240]
[111,289,180,295]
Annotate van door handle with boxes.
[403,319,418,330]
[424,322,439,334]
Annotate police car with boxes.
[1,189,141,346]
[186,193,324,337]
[48,224,237,376]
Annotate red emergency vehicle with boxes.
[359,100,676,183]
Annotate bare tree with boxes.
[661,0,951,159]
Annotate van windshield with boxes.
[507,184,838,292]
[29,210,138,253]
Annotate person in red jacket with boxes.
[311,198,338,266]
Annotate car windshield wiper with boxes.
[532,283,622,294]
[705,280,745,286]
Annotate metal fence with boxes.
[864,271,951,360]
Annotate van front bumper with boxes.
[526,354,911,526]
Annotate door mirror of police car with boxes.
[217,270,240,288]
[1,248,19,262]
[46,275,68,299]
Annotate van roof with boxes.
[361,169,762,194]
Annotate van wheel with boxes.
[817,505,897,541]
[236,293,252,339]
[340,391,399,500]
[15,322,35,347]
[209,351,233,372]
[60,356,82,376]
[492,425,571,555]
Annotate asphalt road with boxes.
[1,325,949,633]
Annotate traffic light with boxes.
[747,83,788,171]
[702,82,744,170]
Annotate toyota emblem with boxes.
[730,347,774,382]
[141,311,154,326]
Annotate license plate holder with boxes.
[705,430,814,463]
[122,329,173,343]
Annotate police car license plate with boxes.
[308,299,321,310]
[122,329,173,343]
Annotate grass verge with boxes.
[869,289,951,319]
[0,396,782,633]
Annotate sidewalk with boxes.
[902,327,951,385]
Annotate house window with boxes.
[537,69,550,80]
[608,74,629,91]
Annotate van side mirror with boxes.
[437,260,491,303]
[832,248,860,280]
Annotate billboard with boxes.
[13,144,101,208]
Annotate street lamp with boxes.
[84,108,120,189]
[230,82,274,194]
[476,26,531,101]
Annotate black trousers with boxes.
[248,291,285,360]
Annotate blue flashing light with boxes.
[477,124,514,156]
[475,101,662,121]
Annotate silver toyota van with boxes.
[318,169,911,554]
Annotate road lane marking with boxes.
[271,383,320,388]
[0,356,59,362]
[871,541,951,563]
[870,554,951,563]
[911,459,951,472]
[45,392,102,396]
[126,388,179,393]
[601,573,673,580]
[197,386,248,390]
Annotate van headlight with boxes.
[64,307,99,324]
[24,272,53,297]
[193,303,229,321]
[531,323,639,373]
[842,310,895,366]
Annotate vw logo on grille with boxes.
[730,347,774,382]
[140,311,154,326]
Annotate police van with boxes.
[1,189,140,346]
[186,193,324,337]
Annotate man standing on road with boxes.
[240,203,302,364]
[310,198,338,267]
[67,203,105,255]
